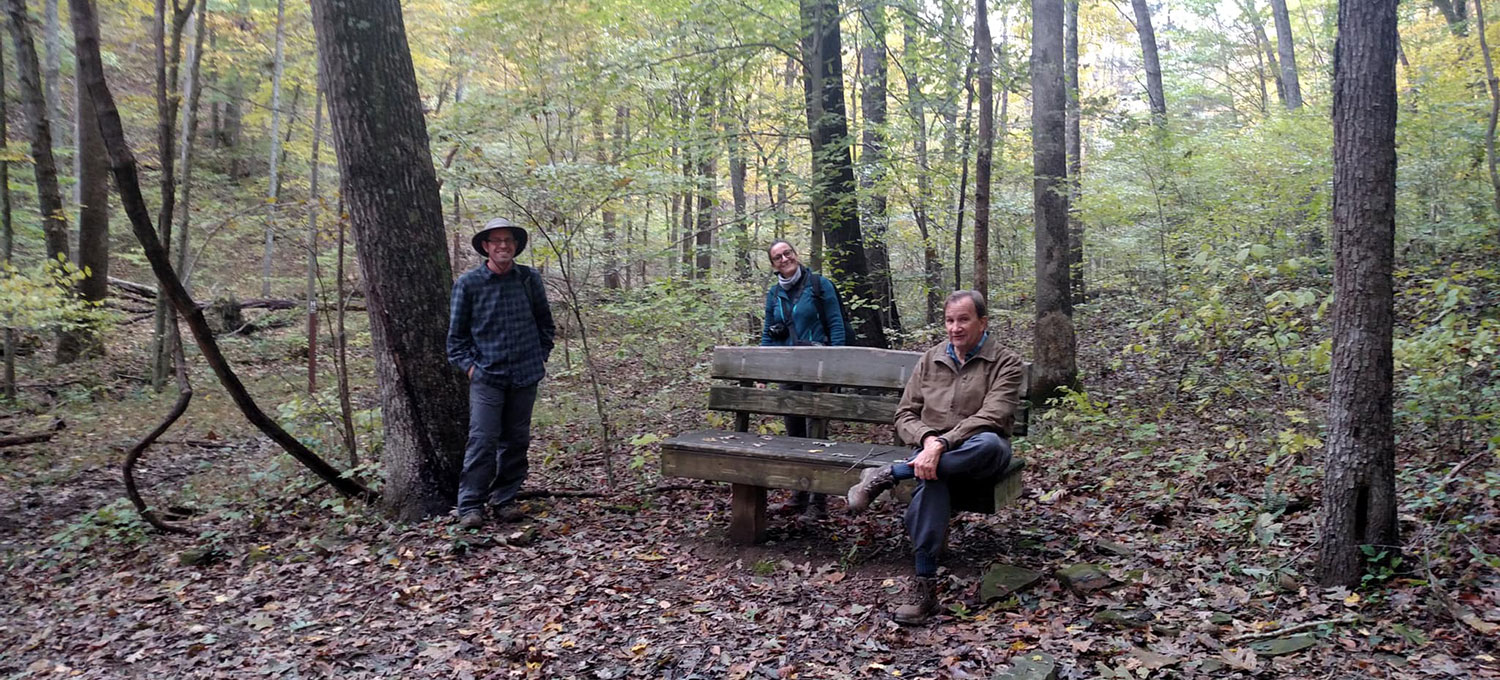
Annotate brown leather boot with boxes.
[893,576,939,625]
[846,466,896,513]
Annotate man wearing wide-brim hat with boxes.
[447,217,555,529]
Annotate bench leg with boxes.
[729,483,767,545]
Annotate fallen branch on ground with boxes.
[1224,615,1360,642]
[0,419,65,448]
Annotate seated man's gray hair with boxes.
[944,290,987,318]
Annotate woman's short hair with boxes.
[766,239,794,258]
[944,290,988,318]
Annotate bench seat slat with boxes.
[661,428,1024,507]
[708,386,902,423]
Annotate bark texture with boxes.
[860,0,899,332]
[800,0,888,348]
[1065,0,1084,303]
[1319,0,1399,587]
[1268,0,1303,109]
[5,0,68,265]
[902,2,942,325]
[62,47,109,362]
[1240,0,1285,108]
[1129,0,1167,119]
[309,0,470,519]
[973,0,993,300]
[1032,0,1077,403]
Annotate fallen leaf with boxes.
[1222,648,1259,672]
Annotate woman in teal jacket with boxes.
[760,239,847,518]
[760,240,847,347]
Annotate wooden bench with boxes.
[660,345,1028,544]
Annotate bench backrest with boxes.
[709,345,1030,437]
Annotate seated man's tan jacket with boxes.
[894,338,1025,447]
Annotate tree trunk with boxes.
[953,62,975,291]
[999,11,1018,285]
[1032,0,1077,403]
[679,89,695,277]
[261,0,287,297]
[860,0,899,332]
[309,0,470,519]
[694,86,716,278]
[1240,0,1285,109]
[1434,0,1470,36]
[801,0,888,348]
[305,90,323,395]
[728,104,750,279]
[5,0,68,268]
[1269,0,1303,109]
[7,0,83,363]
[1,38,12,400]
[1065,0,1084,303]
[220,0,249,177]
[973,0,994,301]
[592,106,617,288]
[1320,0,1398,587]
[1130,0,1167,119]
[62,31,110,362]
[903,2,941,326]
[799,34,824,271]
[606,105,627,288]
[149,0,194,385]
[1476,0,1500,224]
[776,56,795,243]
[176,3,207,289]
[667,94,680,276]
[42,0,62,183]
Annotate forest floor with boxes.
[0,297,1497,679]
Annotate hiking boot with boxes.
[458,511,485,530]
[492,503,526,523]
[893,576,939,625]
[846,466,896,513]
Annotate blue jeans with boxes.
[891,432,1012,576]
[457,381,539,515]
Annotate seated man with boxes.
[846,290,1024,625]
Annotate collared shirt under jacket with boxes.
[447,263,556,388]
[894,336,1024,447]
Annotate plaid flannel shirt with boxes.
[447,263,556,388]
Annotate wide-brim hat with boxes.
[471,217,528,256]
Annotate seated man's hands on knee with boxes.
[913,436,946,480]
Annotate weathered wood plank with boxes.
[729,484,766,544]
[662,430,908,467]
[661,429,1025,508]
[711,346,923,388]
[708,386,902,423]
[661,440,908,496]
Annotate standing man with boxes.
[845,290,1023,624]
[448,217,556,529]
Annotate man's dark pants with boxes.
[901,432,1012,576]
[457,380,539,515]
